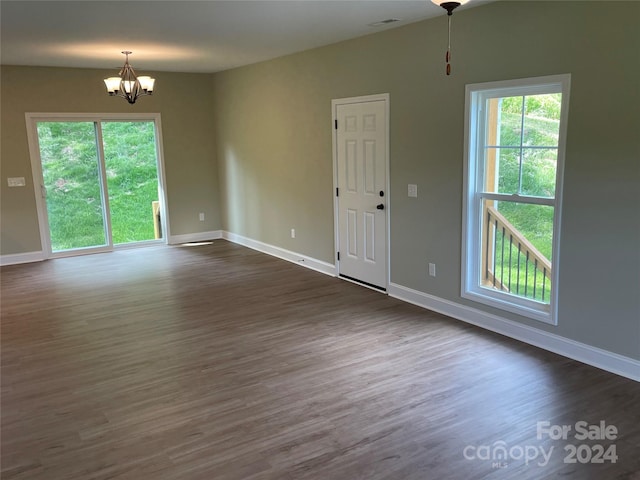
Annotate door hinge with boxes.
[337,252,340,261]
[334,119,338,130]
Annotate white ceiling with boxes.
[1,0,483,73]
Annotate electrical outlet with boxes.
[199,212,205,221]
[408,184,418,198]
[291,228,296,239]
[429,263,436,277]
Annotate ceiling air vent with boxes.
[368,18,401,27]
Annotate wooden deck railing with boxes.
[482,205,552,302]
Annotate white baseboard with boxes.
[222,231,336,277]
[0,251,45,266]
[388,282,640,382]
[3,237,635,382]
[218,233,638,381]
[168,230,222,245]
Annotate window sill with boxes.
[462,288,557,326]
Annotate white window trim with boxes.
[461,74,571,325]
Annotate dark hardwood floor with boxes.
[1,241,639,480]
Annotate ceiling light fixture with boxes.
[104,51,155,104]
[431,0,469,75]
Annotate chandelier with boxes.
[104,51,155,104]
[431,1,469,75]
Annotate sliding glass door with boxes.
[27,114,167,257]
[102,121,160,245]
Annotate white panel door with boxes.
[336,99,387,289]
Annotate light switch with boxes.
[7,177,26,187]
[408,184,418,198]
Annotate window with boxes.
[462,75,571,324]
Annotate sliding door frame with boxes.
[25,112,170,259]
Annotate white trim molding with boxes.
[388,282,640,382]
[3,236,635,382]
[0,251,45,266]
[168,230,222,245]
[223,231,336,277]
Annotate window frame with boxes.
[461,74,571,325]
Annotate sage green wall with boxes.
[0,66,221,254]
[212,1,640,359]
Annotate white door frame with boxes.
[25,112,170,258]
[331,93,390,290]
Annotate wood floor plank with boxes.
[1,241,639,479]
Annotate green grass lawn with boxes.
[103,122,159,244]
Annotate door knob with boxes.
[376,203,385,210]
